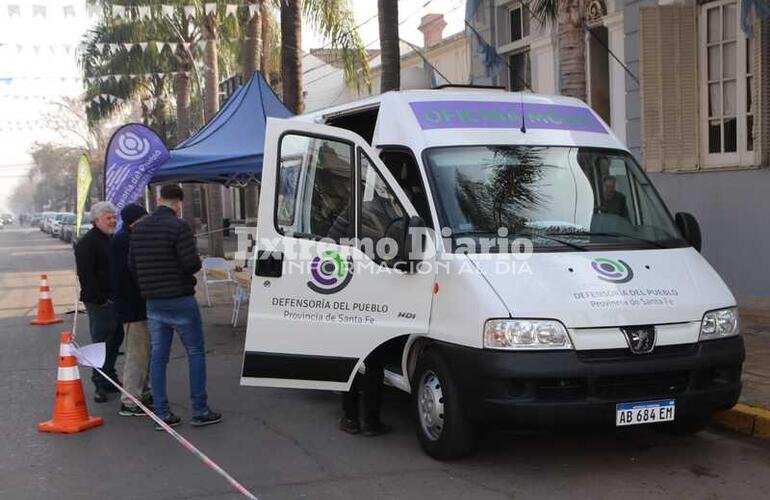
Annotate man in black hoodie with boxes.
[75,201,124,402]
[110,203,151,416]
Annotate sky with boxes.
[0,0,466,212]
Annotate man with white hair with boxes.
[75,201,125,403]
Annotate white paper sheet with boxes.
[74,342,106,368]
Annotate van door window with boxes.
[358,151,406,259]
[276,133,354,242]
[379,150,433,227]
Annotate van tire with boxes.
[412,349,476,460]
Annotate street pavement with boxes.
[2,225,770,500]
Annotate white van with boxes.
[242,89,744,459]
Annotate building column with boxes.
[605,12,626,143]
[529,34,556,94]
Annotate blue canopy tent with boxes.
[151,72,292,185]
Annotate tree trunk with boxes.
[260,1,271,82]
[243,1,262,225]
[152,78,169,144]
[280,0,303,114]
[203,13,225,257]
[378,0,400,92]
[174,63,197,225]
[242,0,262,80]
[557,0,587,102]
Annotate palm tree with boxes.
[280,0,303,113]
[528,0,586,101]
[281,0,372,114]
[242,1,263,225]
[202,6,225,257]
[242,0,262,79]
[377,0,400,92]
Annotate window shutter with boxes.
[639,6,699,172]
[755,18,770,167]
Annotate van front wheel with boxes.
[412,350,476,460]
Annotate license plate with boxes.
[615,399,675,426]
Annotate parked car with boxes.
[50,212,74,238]
[59,214,75,242]
[71,214,92,247]
[61,214,89,243]
[0,213,13,225]
[29,214,42,227]
[40,212,56,233]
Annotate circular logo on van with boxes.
[307,251,353,294]
[591,257,634,283]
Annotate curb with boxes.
[714,403,770,438]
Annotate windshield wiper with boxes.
[515,229,588,252]
[450,230,588,252]
[547,231,669,249]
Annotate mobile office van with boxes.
[242,89,744,459]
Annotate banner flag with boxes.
[105,124,169,214]
[75,154,92,238]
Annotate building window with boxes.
[509,5,529,42]
[509,50,531,91]
[699,0,755,166]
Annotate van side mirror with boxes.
[385,215,426,272]
[675,212,702,252]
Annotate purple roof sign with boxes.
[409,100,607,134]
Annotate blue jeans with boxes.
[147,295,208,419]
[84,302,124,391]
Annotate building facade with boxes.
[303,13,471,113]
[469,0,770,298]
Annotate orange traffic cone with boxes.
[38,331,103,433]
[30,274,62,325]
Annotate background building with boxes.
[468,0,770,298]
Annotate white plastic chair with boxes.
[231,282,250,327]
[201,257,237,307]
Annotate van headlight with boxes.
[483,319,573,350]
[699,307,740,340]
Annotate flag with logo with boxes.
[75,154,92,238]
[104,123,170,214]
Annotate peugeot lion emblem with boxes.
[621,326,656,354]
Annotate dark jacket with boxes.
[75,226,112,304]
[129,205,202,299]
[110,227,146,322]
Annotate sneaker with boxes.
[191,409,222,428]
[339,417,360,435]
[118,404,147,417]
[362,421,392,437]
[141,392,154,406]
[93,389,108,403]
[154,413,182,431]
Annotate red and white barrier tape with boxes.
[70,341,258,500]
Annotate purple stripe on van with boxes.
[409,100,607,134]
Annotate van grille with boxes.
[504,365,740,402]
[594,371,690,399]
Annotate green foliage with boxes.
[302,0,371,91]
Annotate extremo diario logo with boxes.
[591,257,634,283]
[307,251,353,294]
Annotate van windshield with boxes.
[424,146,685,252]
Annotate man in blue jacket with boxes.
[110,203,151,417]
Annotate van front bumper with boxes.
[433,337,744,427]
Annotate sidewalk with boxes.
[714,301,770,437]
